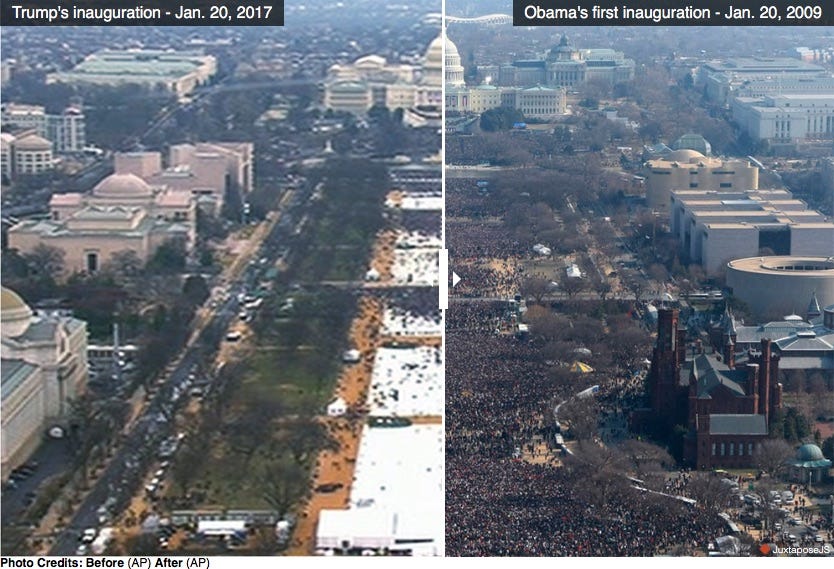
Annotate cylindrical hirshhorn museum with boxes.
[726,256,834,321]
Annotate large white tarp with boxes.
[316,424,444,555]
[367,346,443,416]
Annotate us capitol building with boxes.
[445,33,568,119]
[323,32,443,126]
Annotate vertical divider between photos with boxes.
[440,0,448,548]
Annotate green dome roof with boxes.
[796,444,824,462]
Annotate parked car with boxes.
[80,528,97,544]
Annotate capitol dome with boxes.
[422,32,444,87]
[796,443,824,462]
[425,34,443,66]
[93,173,153,199]
[1,286,33,338]
[445,33,465,88]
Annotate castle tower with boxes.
[724,335,735,369]
[649,309,683,415]
[759,339,772,423]
[746,363,760,414]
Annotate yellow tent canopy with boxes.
[570,361,594,373]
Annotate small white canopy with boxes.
[197,520,247,536]
[342,349,361,363]
[327,397,348,417]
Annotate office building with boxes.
[669,187,834,274]
[47,49,216,98]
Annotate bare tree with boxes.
[526,309,571,342]
[172,432,211,497]
[592,278,612,301]
[648,263,669,286]
[619,439,675,475]
[621,269,648,302]
[609,327,652,371]
[520,275,551,305]
[755,439,794,478]
[686,473,735,513]
[260,455,308,517]
[560,396,600,441]
[566,441,630,506]
[283,418,339,465]
[102,249,143,284]
[560,275,586,299]
[123,533,159,555]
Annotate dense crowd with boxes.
[446,457,724,556]
[445,302,725,556]
[450,263,525,298]
[445,171,730,556]
[447,220,528,261]
[446,328,573,461]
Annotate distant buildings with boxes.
[47,49,216,98]
[695,56,834,146]
[669,187,834,274]
[323,31,442,125]
[7,172,196,275]
[1,132,54,179]
[446,83,567,119]
[2,103,86,154]
[1,60,12,83]
[478,35,635,89]
[1,287,88,475]
[116,142,254,211]
[645,149,759,213]
[732,93,834,144]
[795,46,834,64]
[696,57,827,105]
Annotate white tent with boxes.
[197,520,247,537]
[342,349,361,363]
[532,243,552,256]
[316,509,394,550]
[327,397,348,417]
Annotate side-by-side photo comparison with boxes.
[1,0,833,560]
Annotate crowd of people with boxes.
[445,174,728,556]
[446,456,725,556]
